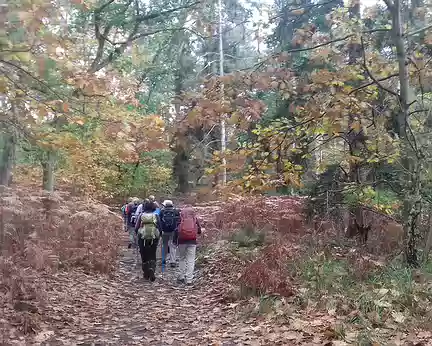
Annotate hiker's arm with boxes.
[173,228,178,245]
[155,214,162,231]
[135,204,142,217]
[134,214,141,233]
[123,206,129,230]
[175,210,181,231]
[196,219,202,235]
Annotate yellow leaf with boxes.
[351,120,361,133]
[14,52,32,63]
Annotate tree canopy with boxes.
[2,0,432,265]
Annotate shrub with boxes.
[239,243,295,297]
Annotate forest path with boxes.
[34,234,308,346]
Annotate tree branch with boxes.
[269,0,338,22]
[349,73,399,94]
[135,1,201,22]
[404,23,432,37]
[360,36,400,97]
[89,1,201,73]
[252,28,391,71]
[382,0,394,10]
[0,59,64,100]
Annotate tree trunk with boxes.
[173,145,190,193]
[389,0,422,266]
[0,129,16,186]
[42,150,56,192]
[346,0,365,229]
[423,207,432,262]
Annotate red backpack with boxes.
[178,208,198,241]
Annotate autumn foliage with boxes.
[195,196,305,297]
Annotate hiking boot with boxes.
[142,262,150,280]
[186,282,194,286]
[128,243,132,249]
[149,269,156,282]
[170,263,177,268]
[176,278,185,284]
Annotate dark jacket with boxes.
[125,203,138,227]
[159,206,180,233]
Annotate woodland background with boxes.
[2,0,432,344]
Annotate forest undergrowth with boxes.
[1,187,432,345]
[0,185,122,340]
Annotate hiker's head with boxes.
[149,195,156,202]
[133,197,140,205]
[181,207,195,218]
[162,200,173,208]
[127,197,133,203]
[143,201,156,213]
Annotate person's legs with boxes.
[127,226,134,248]
[168,232,177,266]
[147,238,158,282]
[185,244,197,284]
[162,233,170,264]
[138,237,149,279]
[177,244,187,282]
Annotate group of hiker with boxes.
[121,196,201,285]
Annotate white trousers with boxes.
[178,244,196,283]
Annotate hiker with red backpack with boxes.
[135,201,161,281]
[175,207,202,285]
[159,200,180,268]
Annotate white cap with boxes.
[162,200,173,207]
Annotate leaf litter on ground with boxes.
[2,192,432,345]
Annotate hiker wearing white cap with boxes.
[159,200,180,267]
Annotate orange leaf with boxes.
[62,102,69,113]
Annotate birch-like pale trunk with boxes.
[387,0,423,266]
[218,0,227,186]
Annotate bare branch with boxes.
[382,0,394,10]
[360,36,400,97]
[136,1,201,22]
[349,73,399,94]
[89,1,201,73]
[404,23,432,37]
[269,0,338,22]
[0,59,64,100]
[251,28,391,71]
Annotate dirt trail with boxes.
[31,234,303,346]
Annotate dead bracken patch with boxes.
[0,186,122,336]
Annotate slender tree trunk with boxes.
[423,207,432,262]
[389,0,422,266]
[173,145,190,193]
[0,129,16,186]
[42,150,56,192]
[347,0,365,228]
[218,0,227,185]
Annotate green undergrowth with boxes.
[227,238,432,343]
[228,226,267,248]
[288,254,432,343]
